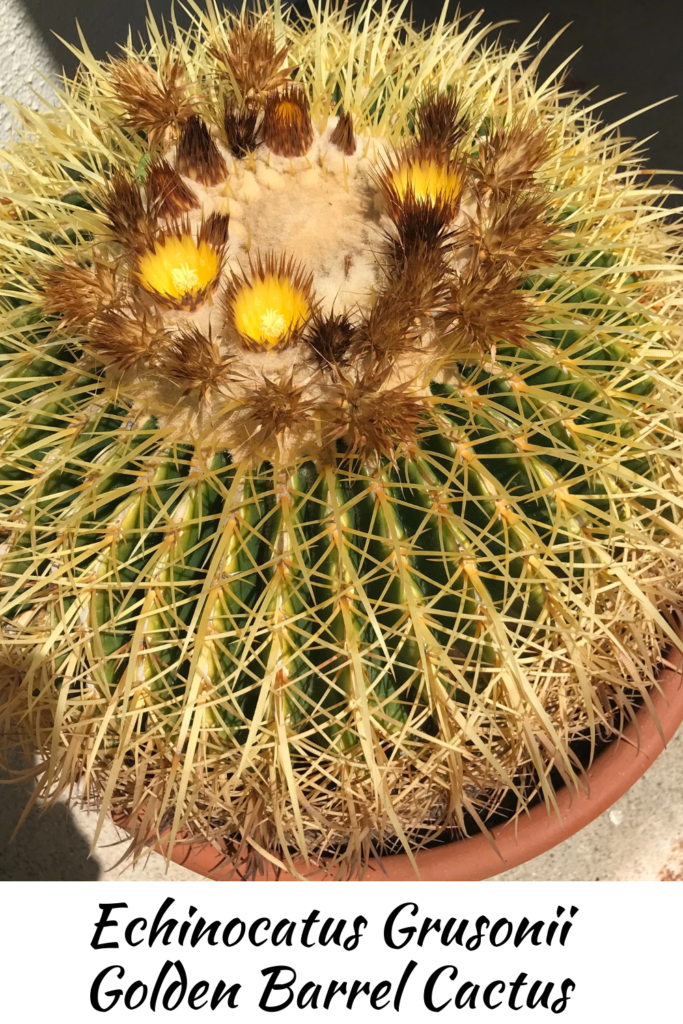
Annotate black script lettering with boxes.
[177,906,197,946]
[347,980,371,1009]
[490,919,513,947]
[92,904,127,950]
[301,911,320,947]
[455,982,479,1009]
[394,960,418,1011]
[297,982,321,1009]
[424,965,457,1012]
[509,972,529,1010]
[188,981,210,1010]
[483,981,505,1010]
[371,981,392,1010]
[559,908,579,946]
[90,965,124,1011]
[527,980,552,1010]
[272,920,296,947]
[552,980,576,1014]
[345,917,368,951]
[260,966,296,1011]
[465,916,490,951]
[249,918,271,946]
[222,919,246,947]
[211,980,241,1010]
[384,903,418,949]
[124,981,148,1010]
[323,981,348,1009]
[124,917,146,947]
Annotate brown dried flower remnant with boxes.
[468,193,557,272]
[210,17,293,101]
[155,325,234,403]
[263,84,314,158]
[354,251,446,368]
[146,158,200,220]
[176,115,228,187]
[197,211,231,252]
[224,101,261,156]
[436,264,534,353]
[473,120,552,196]
[243,372,317,443]
[330,110,356,155]
[41,259,121,329]
[95,169,155,252]
[413,87,469,154]
[334,369,426,460]
[109,57,198,147]
[306,310,356,370]
[87,302,166,370]
[387,190,459,262]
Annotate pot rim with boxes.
[164,652,683,881]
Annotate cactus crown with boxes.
[1,0,682,878]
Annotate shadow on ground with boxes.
[0,750,100,881]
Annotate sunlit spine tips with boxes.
[224,100,261,156]
[176,115,228,186]
[222,251,313,351]
[146,158,201,219]
[330,110,356,155]
[262,84,314,158]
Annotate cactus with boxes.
[1,0,682,878]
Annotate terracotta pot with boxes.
[165,653,683,881]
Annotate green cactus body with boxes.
[0,0,682,876]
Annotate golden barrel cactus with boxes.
[1,0,682,877]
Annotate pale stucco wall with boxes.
[0,0,58,139]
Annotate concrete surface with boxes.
[492,726,683,882]
[0,0,58,139]
[0,0,682,881]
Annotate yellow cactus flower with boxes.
[227,255,313,349]
[390,156,462,205]
[137,233,221,309]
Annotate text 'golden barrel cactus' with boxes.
[1,0,682,878]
